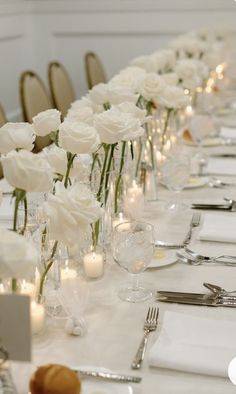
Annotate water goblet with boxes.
[112,221,154,303]
[160,153,190,211]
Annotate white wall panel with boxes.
[0,0,235,120]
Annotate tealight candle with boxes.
[31,301,45,334]
[83,251,104,279]
[20,280,35,297]
[61,264,77,281]
[112,213,130,229]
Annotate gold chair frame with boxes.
[85,52,106,89]
[0,104,7,128]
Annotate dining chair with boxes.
[48,61,75,119]
[0,103,7,128]
[85,52,107,89]
[19,70,53,152]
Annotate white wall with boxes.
[0,0,236,121]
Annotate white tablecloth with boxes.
[5,124,236,394]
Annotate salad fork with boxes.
[183,212,201,245]
[131,307,159,370]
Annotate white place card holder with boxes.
[0,294,31,362]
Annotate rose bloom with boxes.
[44,183,103,246]
[66,106,94,125]
[32,109,61,137]
[94,105,144,144]
[109,67,147,93]
[88,82,137,106]
[44,145,87,178]
[1,150,53,192]
[161,72,179,86]
[0,122,35,154]
[58,120,100,154]
[151,49,176,73]
[130,55,157,73]
[0,228,38,279]
[158,85,189,109]
[138,73,166,101]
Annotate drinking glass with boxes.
[160,154,190,211]
[112,221,154,302]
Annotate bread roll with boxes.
[30,363,81,394]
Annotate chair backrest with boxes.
[19,70,53,152]
[85,52,106,89]
[0,104,7,128]
[48,61,75,119]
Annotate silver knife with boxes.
[73,369,142,383]
[210,154,236,158]
[157,291,236,301]
[191,203,232,210]
[156,295,236,307]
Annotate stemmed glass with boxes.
[160,154,190,211]
[112,221,154,302]
[189,115,214,173]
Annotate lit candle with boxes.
[31,301,45,334]
[61,262,77,280]
[20,280,35,297]
[185,105,194,117]
[0,283,5,293]
[127,180,143,197]
[112,212,130,229]
[83,251,104,279]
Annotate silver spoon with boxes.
[184,247,236,264]
[203,282,236,295]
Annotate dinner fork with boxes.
[184,248,236,263]
[183,212,201,246]
[131,307,159,370]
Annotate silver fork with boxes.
[183,212,201,246]
[184,247,236,263]
[131,307,159,370]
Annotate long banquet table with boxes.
[5,114,236,393]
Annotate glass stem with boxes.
[131,274,139,292]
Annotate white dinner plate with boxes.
[149,249,177,268]
[184,176,209,189]
[75,367,133,394]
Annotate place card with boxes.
[0,294,31,362]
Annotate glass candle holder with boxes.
[31,295,45,335]
[83,246,105,280]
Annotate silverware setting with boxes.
[183,212,201,246]
[208,177,236,188]
[184,247,236,263]
[191,199,236,211]
[73,369,142,383]
[176,250,236,267]
[155,241,184,249]
[210,154,236,158]
[131,306,159,370]
[156,281,236,307]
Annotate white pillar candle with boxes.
[20,280,35,297]
[0,283,5,293]
[83,252,104,279]
[31,301,45,335]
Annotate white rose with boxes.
[44,183,103,246]
[159,85,189,109]
[43,145,87,178]
[59,120,100,154]
[88,83,110,105]
[1,150,53,192]
[162,72,179,86]
[0,228,38,279]
[109,67,146,93]
[116,102,148,124]
[0,122,35,154]
[175,59,202,89]
[130,55,157,73]
[138,73,166,101]
[94,106,144,144]
[151,49,176,73]
[32,109,61,137]
[66,106,94,125]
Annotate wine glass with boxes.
[189,115,214,173]
[112,221,154,302]
[160,154,190,211]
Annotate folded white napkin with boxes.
[199,213,236,243]
[205,158,236,175]
[148,311,236,377]
[220,126,236,139]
